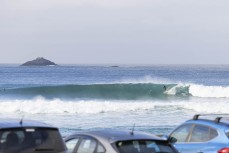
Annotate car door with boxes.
[185,124,219,153]
[170,124,219,153]
[170,124,194,153]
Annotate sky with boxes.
[1,0,229,65]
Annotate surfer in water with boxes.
[163,85,166,91]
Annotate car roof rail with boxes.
[193,114,217,120]
[193,114,229,122]
[214,117,229,123]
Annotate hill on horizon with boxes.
[21,57,57,66]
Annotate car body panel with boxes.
[0,119,56,129]
[169,117,229,153]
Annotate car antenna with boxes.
[130,123,135,135]
[19,115,24,125]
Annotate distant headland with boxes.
[21,57,57,66]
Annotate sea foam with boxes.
[0,97,228,114]
[189,84,229,98]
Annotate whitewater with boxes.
[0,65,229,136]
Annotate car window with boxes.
[226,131,229,138]
[77,137,105,153]
[170,124,193,142]
[189,125,218,142]
[66,138,79,153]
[97,144,105,153]
[0,128,66,153]
[116,140,176,153]
[210,128,218,139]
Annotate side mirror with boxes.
[158,135,177,144]
[160,135,177,143]
[168,136,177,144]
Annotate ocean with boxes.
[0,65,229,136]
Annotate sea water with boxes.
[0,65,229,136]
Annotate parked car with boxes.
[0,118,67,153]
[64,129,178,153]
[168,114,229,153]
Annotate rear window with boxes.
[115,140,176,153]
[226,132,229,138]
[0,128,66,153]
[189,125,218,142]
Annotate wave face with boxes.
[2,83,229,100]
[0,83,229,100]
[0,83,191,100]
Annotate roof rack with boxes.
[214,117,229,123]
[193,114,229,123]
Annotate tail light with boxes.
[218,148,229,153]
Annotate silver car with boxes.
[65,129,178,153]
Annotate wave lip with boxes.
[164,84,190,96]
[164,83,229,99]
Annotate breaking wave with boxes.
[189,84,229,98]
[1,83,229,100]
[0,83,188,100]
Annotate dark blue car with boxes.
[0,119,67,153]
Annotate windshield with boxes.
[115,140,176,153]
[0,128,66,153]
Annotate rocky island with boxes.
[21,57,57,66]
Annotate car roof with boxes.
[178,114,229,130]
[0,119,56,129]
[69,129,166,143]
[183,119,229,130]
[192,114,229,125]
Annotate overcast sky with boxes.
[1,0,229,65]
